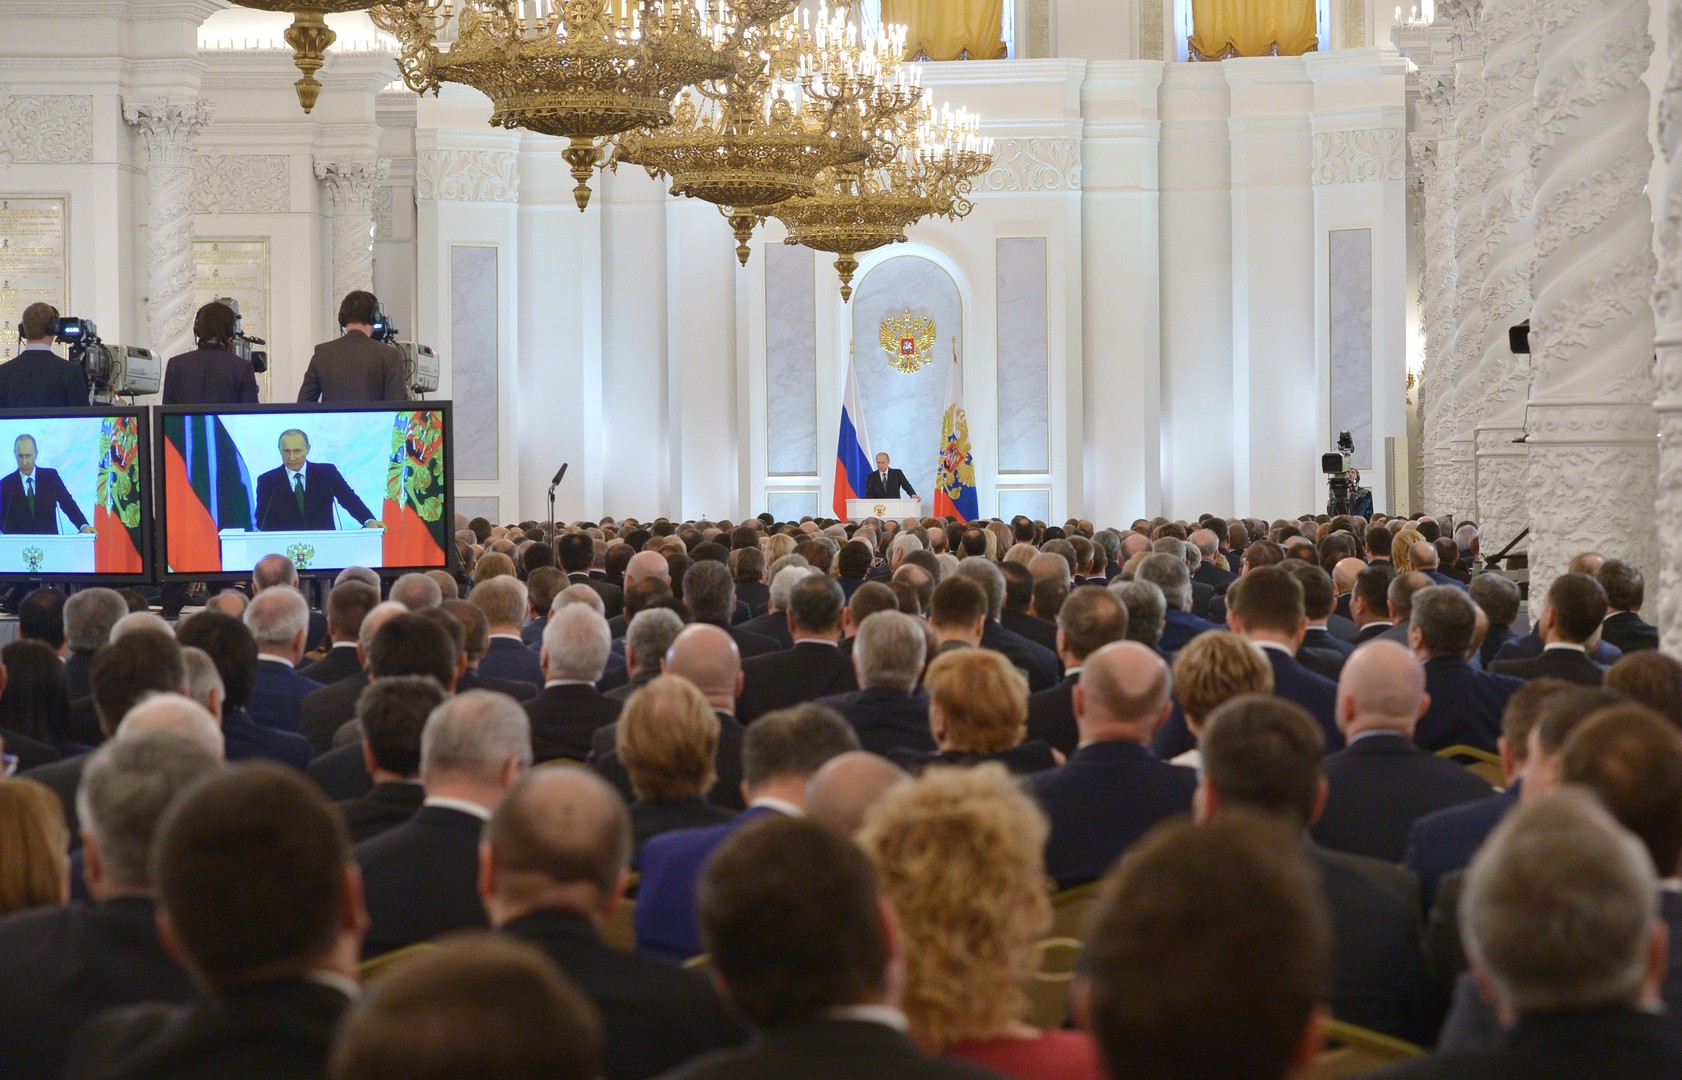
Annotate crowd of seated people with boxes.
[0,507,1676,1079]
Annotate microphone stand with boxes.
[547,463,568,526]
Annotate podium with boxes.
[220,528,385,573]
[0,533,95,574]
[845,498,922,523]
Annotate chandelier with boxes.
[230,2,385,112]
[371,0,740,209]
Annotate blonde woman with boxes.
[1169,631,1275,771]
[1391,528,1425,572]
[0,776,69,916]
[860,766,1103,1080]
[470,550,516,585]
[894,649,1057,774]
[616,676,733,855]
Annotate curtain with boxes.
[1188,0,1319,59]
[883,0,1007,61]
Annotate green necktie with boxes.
[293,472,305,515]
[25,476,33,518]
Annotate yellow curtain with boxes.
[1188,0,1319,59]
[883,0,1007,61]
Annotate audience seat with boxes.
[1025,937,1082,1030]
[1435,745,1504,789]
[601,900,636,952]
[358,941,439,984]
[1302,1020,1425,1079]
[1049,881,1102,941]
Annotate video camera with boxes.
[49,317,160,402]
[396,342,440,395]
[212,297,268,375]
[1322,430,1356,516]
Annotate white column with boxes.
[1416,68,1458,515]
[315,158,391,304]
[123,97,215,362]
[1443,0,1487,522]
[1470,0,1537,554]
[1654,0,1682,648]
[1526,0,1658,600]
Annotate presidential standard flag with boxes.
[832,348,874,520]
[933,349,978,523]
[381,410,449,568]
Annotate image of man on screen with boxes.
[1,435,93,535]
[254,429,381,532]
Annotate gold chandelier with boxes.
[231,2,385,112]
[371,0,739,209]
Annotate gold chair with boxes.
[1048,881,1101,941]
[1023,936,1083,1030]
[683,953,713,973]
[602,899,636,952]
[1301,1019,1426,1078]
[357,941,439,983]
[537,757,586,769]
[1435,745,1504,789]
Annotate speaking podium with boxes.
[845,498,922,523]
[220,528,385,573]
[0,533,95,574]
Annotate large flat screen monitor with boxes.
[157,403,454,580]
[0,408,154,582]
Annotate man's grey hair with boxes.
[683,560,736,624]
[253,552,299,590]
[1111,578,1167,648]
[767,554,811,582]
[76,731,221,888]
[1412,585,1477,657]
[181,646,225,717]
[552,583,605,617]
[468,575,528,628]
[65,588,128,652]
[1468,572,1521,628]
[111,611,173,641]
[853,610,927,691]
[420,690,534,781]
[244,586,310,649]
[1180,540,1200,571]
[769,565,815,612]
[953,558,1006,621]
[390,572,443,611]
[116,693,223,756]
[1189,529,1219,559]
[889,532,925,562]
[541,603,611,682]
[1136,552,1193,613]
[1463,788,1657,1016]
[625,608,685,672]
[1454,523,1479,547]
[334,566,381,590]
[359,600,410,652]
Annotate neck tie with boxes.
[293,472,305,515]
[25,476,33,518]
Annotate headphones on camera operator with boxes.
[338,290,398,344]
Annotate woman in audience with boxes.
[896,649,1057,774]
[763,532,797,565]
[0,639,75,756]
[1390,527,1426,571]
[0,776,69,916]
[1169,631,1274,771]
[730,546,769,615]
[470,550,516,585]
[860,766,1103,1080]
[616,676,734,857]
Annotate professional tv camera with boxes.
[212,296,268,374]
[1322,430,1357,516]
[50,317,160,402]
[396,342,440,396]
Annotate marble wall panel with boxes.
[768,490,819,522]
[998,487,1052,522]
[1329,228,1373,469]
[996,238,1050,473]
[451,244,500,480]
[456,496,500,524]
[766,245,819,475]
[850,255,963,516]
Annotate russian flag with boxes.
[832,349,873,520]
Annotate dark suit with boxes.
[658,1018,1003,1080]
[1491,645,1606,685]
[630,798,737,856]
[0,346,89,409]
[590,709,746,812]
[296,644,361,688]
[0,467,87,534]
[1313,844,1431,1045]
[1478,622,1516,669]
[1404,783,1519,909]
[222,706,313,769]
[707,621,780,660]
[736,579,771,616]
[982,621,1060,691]
[502,909,746,1080]
[355,803,489,957]
[66,978,350,1080]
[1158,608,1222,657]
[737,641,857,723]
[161,346,259,404]
[334,780,424,843]
[1025,739,1198,888]
[1374,1006,1682,1079]
[21,751,89,833]
[891,741,1058,776]
[1312,732,1494,864]
[521,614,548,647]
[566,572,624,618]
[1354,621,1397,644]
[1026,673,1080,757]
[1600,610,1660,654]
[1304,626,1355,658]
[607,668,659,702]
[1298,644,1348,681]
[524,681,624,762]
[738,610,794,650]
[1262,646,1344,751]
[456,667,538,700]
[1190,578,1216,620]
[1001,609,1059,653]
[1194,560,1237,594]
[814,686,932,757]
[1326,612,1361,643]
[480,635,545,691]
[307,740,372,801]
[248,658,322,734]
[297,331,408,403]
[0,894,196,1080]
[1493,630,1620,667]
[1425,569,1468,590]
[254,463,375,532]
[64,648,94,700]
[635,805,783,962]
[1416,657,1525,753]
[298,674,367,755]
[863,468,917,499]
[0,727,60,771]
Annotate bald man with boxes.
[483,769,745,1079]
[1309,641,1496,863]
[118,693,225,759]
[1331,556,1367,633]
[587,623,747,811]
[606,551,673,637]
[804,751,909,837]
[1024,641,1199,888]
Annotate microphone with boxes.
[549,463,568,491]
[258,478,279,532]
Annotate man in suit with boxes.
[173,611,314,770]
[1409,539,1466,591]
[1164,539,1217,620]
[160,301,260,404]
[1409,586,1527,753]
[634,705,859,962]
[1597,559,1660,654]
[737,565,808,650]
[816,611,931,756]
[243,587,324,733]
[1379,792,1682,1078]
[0,303,89,408]
[557,532,623,618]
[1469,572,1522,668]
[605,551,672,637]
[685,560,779,658]
[662,814,999,1080]
[486,769,747,1080]
[862,451,918,501]
[1492,573,1611,685]
[297,600,409,755]
[333,676,444,843]
[1351,560,1399,643]
[298,580,379,688]
[62,587,127,701]
[1000,561,1059,652]
[1197,695,1431,1044]
[519,566,564,646]
[1224,565,1344,750]
[436,598,538,700]
[737,576,856,723]
[0,733,216,1080]
[1,434,92,536]
[1290,562,1355,674]
[1027,586,1129,757]
[1136,552,1221,657]
[954,558,1060,691]
[255,429,381,532]
[356,691,531,958]
[1190,528,1238,594]
[1025,641,1197,888]
[524,605,622,762]
[296,289,409,403]
[1311,641,1494,864]
[470,576,546,692]
[65,765,365,1080]
[606,607,685,703]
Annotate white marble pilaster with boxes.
[1653,0,1682,648]
[996,237,1050,474]
[315,157,391,304]
[765,244,819,476]
[123,97,215,362]
[1442,0,1487,522]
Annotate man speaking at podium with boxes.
[1,434,93,535]
[255,429,381,532]
[864,451,917,501]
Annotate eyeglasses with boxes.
[1,753,17,778]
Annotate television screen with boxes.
[0,408,152,581]
[157,404,453,579]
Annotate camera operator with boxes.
[297,290,408,404]
[162,301,261,405]
[0,303,90,409]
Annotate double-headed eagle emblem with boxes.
[880,309,936,374]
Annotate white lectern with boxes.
[220,528,385,573]
[0,534,95,574]
[845,498,922,523]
